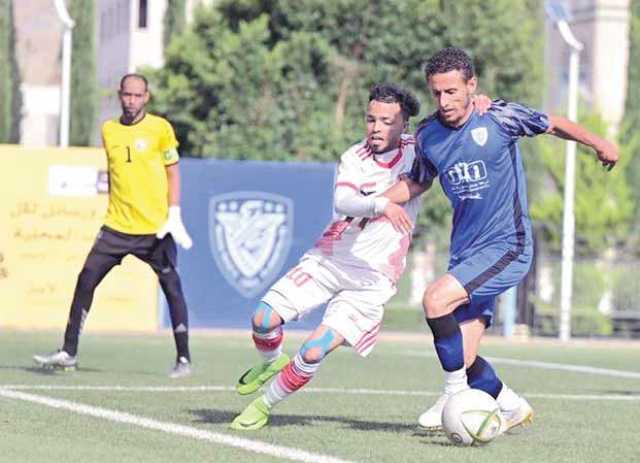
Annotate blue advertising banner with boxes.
[160,158,336,330]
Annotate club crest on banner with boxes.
[471,127,488,146]
[209,192,294,298]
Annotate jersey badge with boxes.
[134,138,148,151]
[471,127,488,146]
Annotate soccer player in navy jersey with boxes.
[381,47,618,432]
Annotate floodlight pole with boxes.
[54,0,75,148]
[556,20,583,342]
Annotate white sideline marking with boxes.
[0,385,236,392]
[403,350,640,379]
[1,384,639,401]
[0,388,355,463]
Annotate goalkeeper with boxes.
[34,73,193,378]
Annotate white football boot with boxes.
[501,397,534,433]
[418,393,450,429]
[33,350,77,370]
[169,356,193,379]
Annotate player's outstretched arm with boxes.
[157,163,193,249]
[383,176,428,204]
[547,115,619,170]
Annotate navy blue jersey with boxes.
[410,100,550,261]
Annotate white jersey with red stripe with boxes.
[307,134,421,283]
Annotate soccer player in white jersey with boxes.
[228,83,422,431]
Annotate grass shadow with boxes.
[191,407,421,434]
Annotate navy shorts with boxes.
[449,243,532,326]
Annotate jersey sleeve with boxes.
[333,148,388,217]
[160,119,180,165]
[488,100,550,139]
[334,149,363,192]
[407,136,438,186]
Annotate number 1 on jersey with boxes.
[126,146,132,163]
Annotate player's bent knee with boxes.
[423,288,450,317]
[252,301,283,333]
[300,329,335,363]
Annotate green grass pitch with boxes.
[1,330,638,463]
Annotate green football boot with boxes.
[229,396,271,431]
[236,353,290,395]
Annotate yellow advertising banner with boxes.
[0,145,157,332]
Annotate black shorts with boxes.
[85,225,177,274]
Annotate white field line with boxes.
[403,350,640,379]
[0,388,355,463]
[1,384,639,401]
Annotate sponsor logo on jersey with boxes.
[471,127,488,146]
[209,192,293,298]
[446,161,489,200]
[446,161,487,185]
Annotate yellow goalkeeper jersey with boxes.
[101,113,180,234]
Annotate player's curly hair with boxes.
[368,83,420,121]
[424,47,475,82]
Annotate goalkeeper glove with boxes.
[156,206,193,250]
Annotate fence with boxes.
[388,246,640,339]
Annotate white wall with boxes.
[129,0,167,71]
[19,85,60,147]
[14,0,62,146]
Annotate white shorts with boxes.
[262,256,396,357]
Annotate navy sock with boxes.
[466,356,503,398]
[426,314,464,372]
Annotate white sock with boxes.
[261,344,282,363]
[253,326,284,363]
[443,366,469,395]
[496,383,521,411]
[263,354,319,408]
[263,380,286,408]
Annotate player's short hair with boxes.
[120,73,149,91]
[368,83,420,121]
[424,47,475,82]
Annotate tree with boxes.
[530,113,634,255]
[0,0,22,143]
[164,0,187,49]
[69,0,97,146]
[149,0,545,238]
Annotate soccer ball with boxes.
[441,389,504,446]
